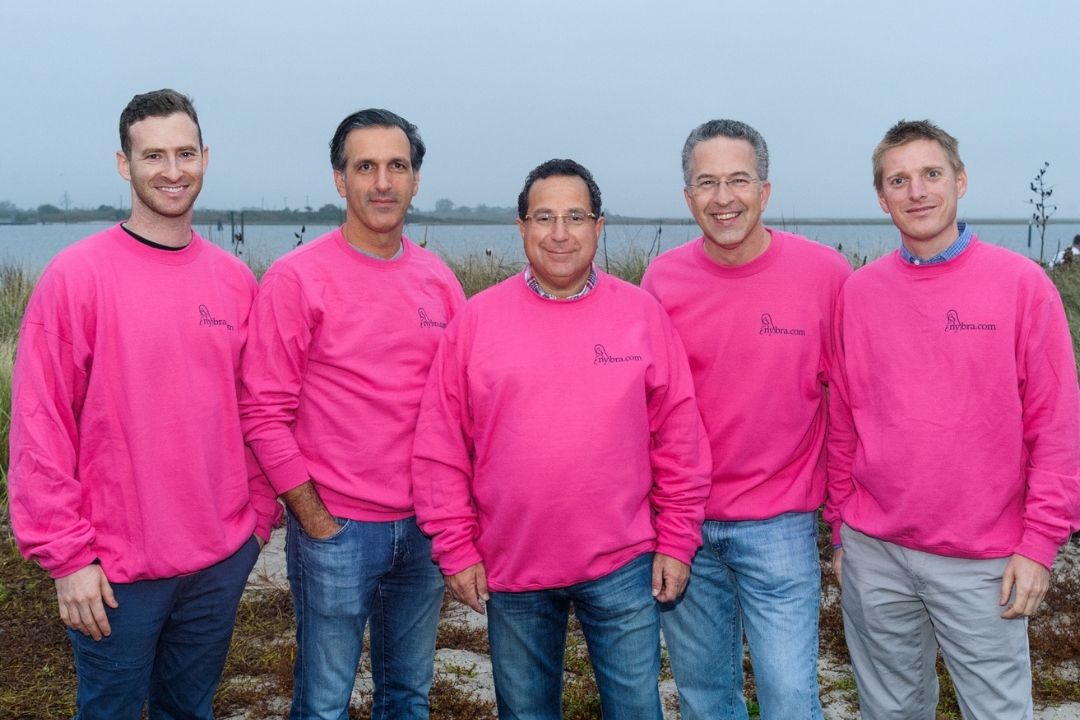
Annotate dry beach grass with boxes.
[1,254,1079,718]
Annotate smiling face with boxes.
[117,112,207,225]
[334,125,420,254]
[877,138,967,259]
[684,136,772,266]
[517,175,604,298]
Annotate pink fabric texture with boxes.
[825,238,1080,568]
[9,225,279,583]
[642,230,852,520]
[412,272,711,591]
[240,229,465,520]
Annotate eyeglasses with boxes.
[524,210,597,227]
[686,177,763,196]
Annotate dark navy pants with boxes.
[68,535,260,720]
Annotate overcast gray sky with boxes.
[2,1,1078,220]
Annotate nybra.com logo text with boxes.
[944,309,996,333]
[418,308,447,329]
[759,313,805,336]
[594,344,643,365]
[198,305,234,331]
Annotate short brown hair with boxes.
[119,89,202,157]
[872,120,963,193]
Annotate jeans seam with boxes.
[373,579,388,713]
[292,518,306,714]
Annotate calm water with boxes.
[0,220,1074,274]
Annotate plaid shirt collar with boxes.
[523,264,598,301]
[900,222,972,265]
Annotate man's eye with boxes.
[730,178,750,188]
[698,179,717,189]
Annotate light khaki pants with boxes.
[840,524,1034,720]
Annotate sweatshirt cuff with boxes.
[830,521,842,547]
[436,543,484,578]
[1014,530,1063,570]
[265,455,311,495]
[655,539,697,566]
[49,547,99,580]
[253,502,284,542]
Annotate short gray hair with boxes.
[681,119,769,185]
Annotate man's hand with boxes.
[447,562,489,614]
[55,564,117,641]
[281,481,339,539]
[832,548,844,586]
[1000,553,1050,619]
[652,553,690,603]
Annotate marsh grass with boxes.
[0,534,77,719]
[442,252,521,298]
[1049,261,1080,374]
[1,257,1079,718]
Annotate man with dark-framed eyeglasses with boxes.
[413,158,711,719]
[642,119,851,719]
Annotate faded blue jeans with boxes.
[286,512,444,720]
[485,552,662,720]
[660,511,823,720]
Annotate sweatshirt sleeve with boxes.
[645,308,711,564]
[411,321,484,576]
[824,288,857,547]
[246,445,283,541]
[1012,277,1080,568]
[239,270,314,495]
[8,272,96,578]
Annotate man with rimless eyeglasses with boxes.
[412,158,711,719]
[642,120,851,719]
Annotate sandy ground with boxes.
[244,530,1080,719]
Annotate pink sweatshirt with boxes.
[643,230,852,520]
[825,238,1080,568]
[9,225,280,583]
[412,271,712,592]
[240,229,465,520]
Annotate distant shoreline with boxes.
[3,215,1078,228]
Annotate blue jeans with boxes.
[660,512,823,720]
[485,553,662,720]
[68,535,260,720]
[286,513,444,720]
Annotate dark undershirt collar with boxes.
[121,223,188,251]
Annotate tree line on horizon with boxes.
[0,198,691,227]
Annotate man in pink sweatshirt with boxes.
[8,89,280,719]
[412,159,711,719]
[826,120,1080,718]
[240,109,465,720]
[642,119,851,719]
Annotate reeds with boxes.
[0,258,1078,718]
